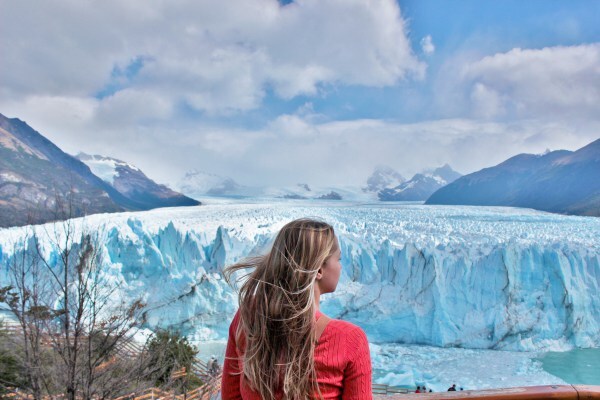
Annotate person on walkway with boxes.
[448,384,457,391]
[415,386,421,393]
[221,218,372,399]
[209,355,220,376]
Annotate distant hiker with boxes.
[208,355,220,376]
[429,389,433,392]
[416,386,421,393]
[422,386,427,392]
[448,384,457,391]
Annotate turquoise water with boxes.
[537,348,600,385]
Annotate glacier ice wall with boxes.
[1,201,599,351]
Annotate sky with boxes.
[1,0,599,188]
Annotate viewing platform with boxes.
[374,385,600,400]
[4,384,599,399]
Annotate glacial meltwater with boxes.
[537,348,600,385]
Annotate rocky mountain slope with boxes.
[426,139,600,216]
[77,153,199,210]
[0,113,198,227]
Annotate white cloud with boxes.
[97,90,172,125]
[2,93,597,188]
[469,83,505,119]
[0,96,98,140]
[420,35,435,55]
[0,0,424,115]
[195,116,599,187]
[459,44,600,120]
[2,2,597,190]
[268,114,320,138]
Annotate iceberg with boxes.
[1,200,599,352]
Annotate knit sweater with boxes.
[221,310,372,400]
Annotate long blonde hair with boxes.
[224,218,338,400]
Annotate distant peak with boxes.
[433,163,453,172]
[76,152,131,166]
[365,165,405,192]
[183,169,223,179]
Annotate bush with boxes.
[146,329,199,388]
[0,320,28,393]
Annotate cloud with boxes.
[457,43,600,120]
[2,1,597,190]
[469,83,505,119]
[2,93,597,188]
[0,0,424,115]
[420,35,435,55]
[193,116,599,187]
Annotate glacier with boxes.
[1,199,599,355]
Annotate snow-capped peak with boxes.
[364,165,405,192]
[177,170,241,198]
[76,152,140,185]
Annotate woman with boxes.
[222,218,372,400]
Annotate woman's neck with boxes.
[314,285,321,313]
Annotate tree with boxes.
[0,229,51,399]
[1,213,148,399]
[0,319,28,394]
[146,329,199,391]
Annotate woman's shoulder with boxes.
[318,317,369,365]
[327,317,362,330]
[324,317,368,343]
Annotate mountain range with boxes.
[176,165,457,202]
[176,171,372,201]
[76,153,198,210]
[0,113,198,227]
[362,165,406,193]
[378,164,462,201]
[426,139,600,216]
[3,112,597,224]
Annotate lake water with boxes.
[537,348,600,385]
[188,339,600,390]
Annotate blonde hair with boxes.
[224,218,338,400]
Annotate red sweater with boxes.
[221,310,372,399]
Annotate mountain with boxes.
[0,114,125,227]
[0,113,198,227]
[379,164,462,201]
[263,184,359,200]
[425,139,600,216]
[177,171,372,201]
[177,170,246,198]
[77,153,199,210]
[363,165,405,192]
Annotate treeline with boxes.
[0,216,200,399]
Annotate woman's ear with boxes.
[316,267,323,280]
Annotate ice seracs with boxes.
[1,201,598,353]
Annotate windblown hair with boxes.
[224,218,338,400]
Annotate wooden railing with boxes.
[373,385,600,399]
[111,373,222,400]
[373,383,410,395]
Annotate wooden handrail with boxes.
[373,383,410,394]
[373,385,600,399]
